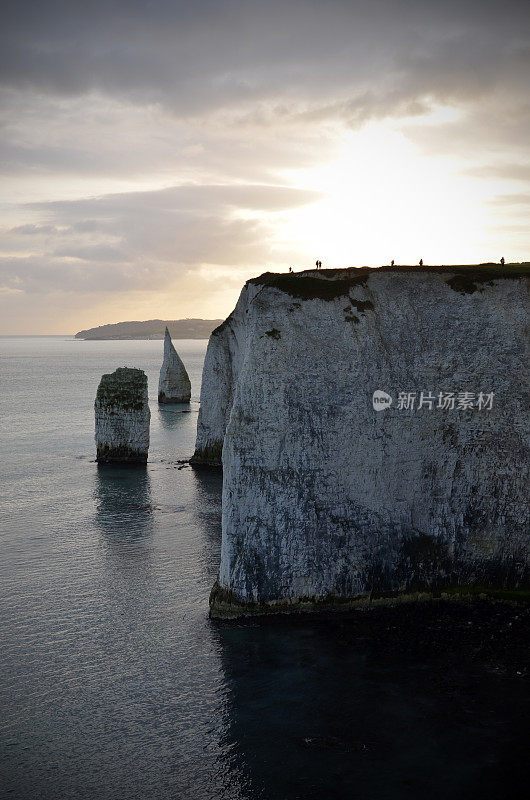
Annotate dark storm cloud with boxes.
[1,0,529,186]
[1,1,529,118]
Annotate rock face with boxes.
[95,367,150,463]
[193,265,530,617]
[158,327,191,403]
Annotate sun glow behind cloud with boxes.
[271,111,511,268]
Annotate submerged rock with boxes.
[95,367,150,463]
[158,327,191,403]
[194,264,530,616]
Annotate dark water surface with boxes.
[1,337,528,799]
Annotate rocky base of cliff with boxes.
[209,579,530,619]
[190,442,223,469]
[96,443,148,464]
[210,593,530,664]
[158,391,190,404]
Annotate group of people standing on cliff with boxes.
[287,257,508,274]
[289,261,322,272]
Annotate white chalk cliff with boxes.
[193,265,530,616]
[95,367,150,463]
[158,327,191,403]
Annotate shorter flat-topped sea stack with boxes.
[95,367,150,464]
[158,327,191,403]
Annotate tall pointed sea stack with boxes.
[158,327,191,403]
[95,367,150,463]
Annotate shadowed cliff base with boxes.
[213,600,530,799]
[95,445,148,465]
[190,442,223,469]
[209,581,530,619]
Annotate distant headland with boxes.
[75,319,223,340]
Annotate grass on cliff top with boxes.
[96,367,147,410]
[247,262,529,301]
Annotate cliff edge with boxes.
[194,264,529,617]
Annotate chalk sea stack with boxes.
[193,264,530,617]
[95,367,150,464]
[158,327,191,404]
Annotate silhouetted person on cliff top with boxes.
[391,259,395,267]
[500,257,505,266]
[419,258,423,267]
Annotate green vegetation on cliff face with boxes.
[96,368,147,411]
[76,318,223,340]
[247,272,369,300]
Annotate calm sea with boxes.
[0,337,526,800]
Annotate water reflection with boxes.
[94,464,155,541]
[213,614,526,800]
[157,402,198,432]
[190,467,223,583]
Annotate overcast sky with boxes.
[1,0,529,332]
